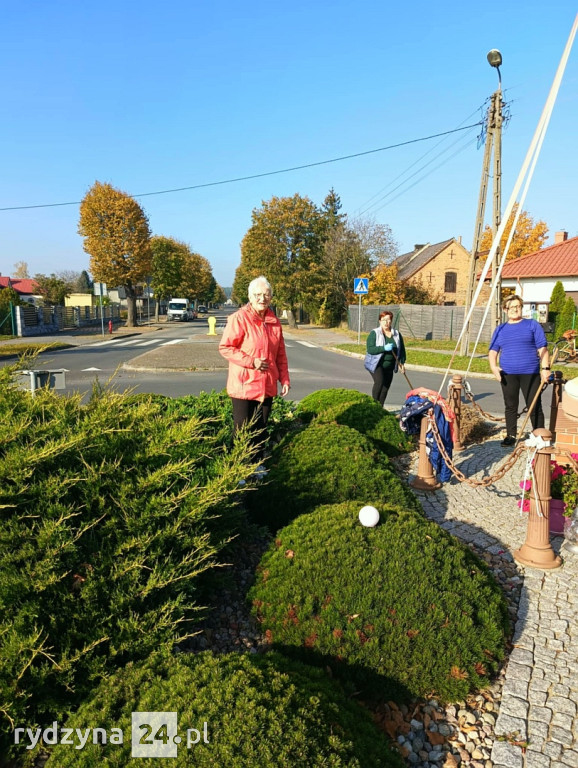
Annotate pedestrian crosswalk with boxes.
[90,337,187,348]
[89,337,319,350]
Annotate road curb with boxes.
[329,347,497,380]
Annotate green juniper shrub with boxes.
[295,388,370,424]
[134,389,298,444]
[44,651,403,768]
[313,398,413,457]
[249,500,510,704]
[247,423,420,531]
[0,368,262,761]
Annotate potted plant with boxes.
[518,455,578,535]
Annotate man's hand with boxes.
[280,383,290,397]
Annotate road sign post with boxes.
[93,282,108,337]
[353,278,369,345]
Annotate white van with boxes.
[167,298,193,321]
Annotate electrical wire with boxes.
[355,103,486,216]
[0,123,481,213]
[357,127,479,217]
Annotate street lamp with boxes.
[487,49,502,88]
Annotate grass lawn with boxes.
[0,342,73,358]
[335,342,578,379]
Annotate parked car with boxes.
[197,305,208,315]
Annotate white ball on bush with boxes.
[358,505,380,527]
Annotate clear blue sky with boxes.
[1,1,576,288]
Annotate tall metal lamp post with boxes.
[461,49,504,356]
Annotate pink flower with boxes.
[551,465,566,480]
[517,498,531,512]
[519,480,532,491]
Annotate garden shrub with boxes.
[249,501,510,703]
[313,398,412,456]
[0,368,259,760]
[136,389,298,444]
[44,651,403,768]
[247,423,419,531]
[296,388,370,423]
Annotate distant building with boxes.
[65,292,96,308]
[0,276,41,305]
[499,231,578,305]
[394,237,490,306]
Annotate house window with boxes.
[445,271,457,293]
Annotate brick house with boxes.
[394,237,489,306]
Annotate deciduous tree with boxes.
[33,274,74,306]
[364,262,404,305]
[150,236,190,302]
[479,204,548,261]
[237,194,325,327]
[12,261,30,279]
[78,181,152,327]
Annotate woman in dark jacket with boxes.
[366,310,406,406]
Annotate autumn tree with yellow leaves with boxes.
[235,194,326,326]
[78,182,152,327]
[479,204,548,261]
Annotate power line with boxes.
[355,103,486,216]
[368,136,479,216]
[357,127,479,217]
[0,123,481,213]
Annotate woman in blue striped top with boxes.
[488,295,550,447]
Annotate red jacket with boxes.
[219,304,290,401]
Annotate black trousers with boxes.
[370,366,395,406]
[231,397,273,458]
[500,372,544,437]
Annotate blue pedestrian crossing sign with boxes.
[353,277,369,294]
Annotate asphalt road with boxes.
[2,316,554,425]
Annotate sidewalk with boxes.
[410,442,577,768]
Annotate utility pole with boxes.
[461,50,503,356]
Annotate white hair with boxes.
[248,276,273,298]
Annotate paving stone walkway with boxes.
[410,440,578,768]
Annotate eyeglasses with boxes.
[252,293,271,299]
[507,304,522,310]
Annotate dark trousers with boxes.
[500,372,544,437]
[231,397,273,458]
[370,366,395,406]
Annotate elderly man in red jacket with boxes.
[219,276,290,462]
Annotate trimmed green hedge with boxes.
[296,388,370,423]
[249,501,509,703]
[313,399,412,457]
[247,423,419,531]
[44,651,403,768]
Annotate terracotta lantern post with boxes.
[514,428,562,570]
[411,411,442,491]
[450,374,464,452]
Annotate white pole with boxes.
[99,287,105,338]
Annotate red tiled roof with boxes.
[0,277,39,294]
[500,236,578,278]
